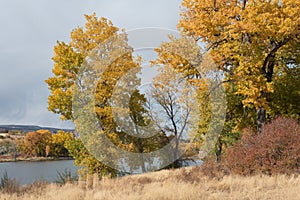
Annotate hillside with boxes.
[0,125,74,133]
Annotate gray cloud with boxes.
[0,0,181,128]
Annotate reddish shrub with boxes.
[224,117,300,175]
[199,158,230,179]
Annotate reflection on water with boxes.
[0,160,78,185]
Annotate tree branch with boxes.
[262,37,291,82]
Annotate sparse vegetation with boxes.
[55,169,78,184]
[0,170,21,194]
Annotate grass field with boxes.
[1,167,299,200]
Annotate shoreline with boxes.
[0,156,74,163]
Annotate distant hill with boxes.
[0,125,74,133]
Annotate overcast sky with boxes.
[0,0,182,128]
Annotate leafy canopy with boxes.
[179,0,300,109]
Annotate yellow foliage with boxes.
[179,0,300,109]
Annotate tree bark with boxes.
[215,140,222,162]
[134,123,146,173]
[257,38,291,133]
[257,106,266,133]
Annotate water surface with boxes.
[0,160,78,185]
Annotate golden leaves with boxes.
[179,0,299,109]
[45,14,125,121]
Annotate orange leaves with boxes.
[179,0,299,110]
[20,130,73,158]
[23,130,52,157]
[179,0,240,42]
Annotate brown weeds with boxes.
[1,167,299,200]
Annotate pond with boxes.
[0,160,78,185]
[0,158,202,185]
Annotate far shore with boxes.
[0,156,74,163]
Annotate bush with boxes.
[0,170,21,194]
[224,117,300,175]
[199,158,230,179]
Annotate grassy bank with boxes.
[1,167,299,200]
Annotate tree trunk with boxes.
[257,38,291,133]
[137,138,146,173]
[174,137,180,168]
[257,106,266,133]
[134,123,146,173]
[215,140,222,162]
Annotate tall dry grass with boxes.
[1,167,299,200]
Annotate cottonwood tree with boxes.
[50,130,73,157]
[110,69,170,172]
[125,90,170,172]
[150,35,227,162]
[179,0,300,132]
[46,14,172,175]
[149,37,203,166]
[46,14,149,176]
[23,130,52,157]
[147,68,194,168]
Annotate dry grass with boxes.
[1,167,299,200]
